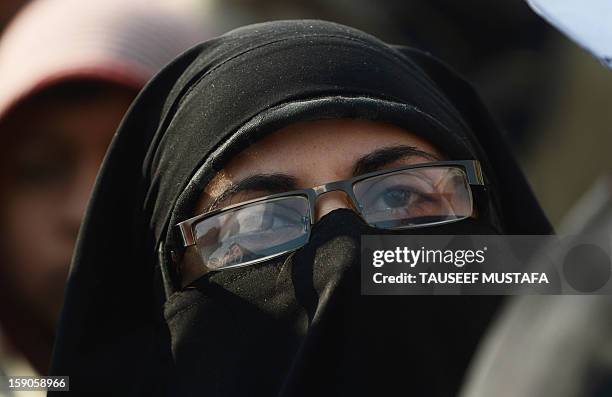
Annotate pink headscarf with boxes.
[0,0,212,120]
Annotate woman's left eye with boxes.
[373,185,430,210]
[380,187,416,208]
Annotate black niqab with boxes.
[50,20,552,395]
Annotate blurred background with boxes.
[0,0,611,395]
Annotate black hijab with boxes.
[50,20,552,395]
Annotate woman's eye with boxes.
[372,185,430,211]
[380,187,416,208]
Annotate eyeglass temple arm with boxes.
[467,160,485,185]
[178,223,196,247]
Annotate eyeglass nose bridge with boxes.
[307,180,362,224]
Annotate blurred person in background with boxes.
[0,0,212,379]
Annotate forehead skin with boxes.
[196,118,445,214]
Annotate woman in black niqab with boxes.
[50,20,552,396]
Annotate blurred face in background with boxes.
[0,81,136,331]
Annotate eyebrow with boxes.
[351,145,440,176]
[204,173,298,213]
[205,145,439,212]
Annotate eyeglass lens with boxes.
[353,166,472,229]
[193,196,310,270]
[193,166,472,270]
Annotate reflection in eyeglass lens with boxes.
[194,196,310,269]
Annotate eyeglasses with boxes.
[175,160,484,273]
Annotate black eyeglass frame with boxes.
[176,160,484,252]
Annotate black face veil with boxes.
[50,20,552,395]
